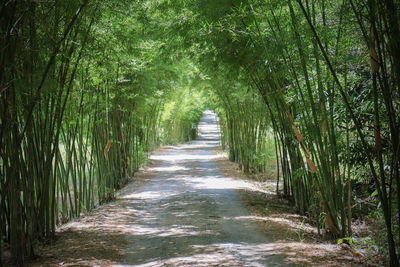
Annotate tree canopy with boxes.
[1,0,399,265]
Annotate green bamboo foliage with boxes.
[1,0,399,265]
[215,84,272,175]
[184,0,399,263]
[0,1,206,264]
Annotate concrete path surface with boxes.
[116,110,294,266]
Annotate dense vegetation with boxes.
[1,0,399,266]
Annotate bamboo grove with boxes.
[1,0,400,266]
[0,1,207,264]
[169,0,399,264]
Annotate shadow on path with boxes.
[31,110,300,267]
[117,110,296,266]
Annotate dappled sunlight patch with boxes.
[120,190,179,200]
[229,215,268,222]
[149,165,189,172]
[262,213,319,236]
[123,222,217,238]
[172,141,218,150]
[185,176,252,190]
[150,153,220,161]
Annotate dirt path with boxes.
[32,111,368,266]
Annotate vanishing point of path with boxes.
[116,111,293,266]
[34,111,298,266]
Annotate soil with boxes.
[27,111,381,266]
